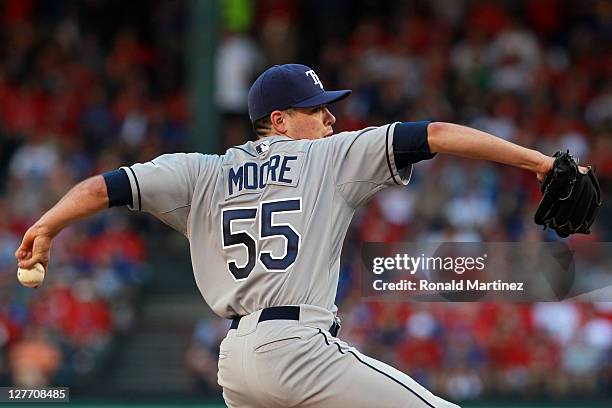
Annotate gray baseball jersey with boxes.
[121,124,462,408]
[122,123,411,319]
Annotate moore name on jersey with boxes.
[226,153,304,199]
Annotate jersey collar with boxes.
[238,135,295,158]
[258,135,294,142]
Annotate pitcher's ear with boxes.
[270,110,288,134]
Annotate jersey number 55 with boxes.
[222,198,302,280]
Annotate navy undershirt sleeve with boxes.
[103,168,133,208]
[392,121,437,170]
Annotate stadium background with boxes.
[0,0,611,406]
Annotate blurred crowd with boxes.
[0,0,610,401]
[189,0,612,400]
[188,301,612,400]
[0,0,185,386]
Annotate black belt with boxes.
[230,306,341,337]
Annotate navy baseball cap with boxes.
[248,64,352,122]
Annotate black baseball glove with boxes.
[534,151,602,238]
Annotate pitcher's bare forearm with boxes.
[16,175,109,268]
[36,175,109,236]
[427,122,554,177]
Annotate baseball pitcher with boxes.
[16,64,600,407]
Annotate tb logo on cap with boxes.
[305,70,323,89]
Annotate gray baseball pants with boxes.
[217,305,460,408]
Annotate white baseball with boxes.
[17,263,46,288]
